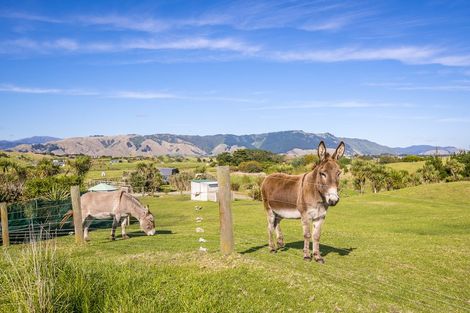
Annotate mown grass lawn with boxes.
[1,182,469,312]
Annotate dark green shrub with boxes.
[238,161,264,173]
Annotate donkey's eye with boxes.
[320,172,327,178]
[337,171,342,176]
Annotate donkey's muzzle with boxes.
[328,198,339,206]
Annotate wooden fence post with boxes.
[0,203,9,247]
[70,186,84,245]
[217,166,234,255]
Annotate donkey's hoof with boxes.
[315,258,325,264]
[122,235,130,240]
[277,242,285,249]
[110,236,116,241]
[85,237,91,242]
[303,256,312,261]
[269,249,277,254]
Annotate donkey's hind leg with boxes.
[82,216,93,241]
[266,209,277,253]
[274,214,285,249]
[110,217,119,241]
[120,216,130,239]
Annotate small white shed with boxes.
[191,179,218,202]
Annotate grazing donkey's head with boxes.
[314,141,345,206]
[140,205,156,236]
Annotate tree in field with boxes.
[444,159,465,181]
[169,172,195,194]
[216,152,233,166]
[36,158,61,178]
[291,154,319,169]
[450,151,470,178]
[367,163,388,193]
[24,175,80,201]
[425,156,447,180]
[71,155,92,178]
[238,161,264,173]
[216,149,283,167]
[0,159,28,202]
[351,159,369,194]
[416,163,440,184]
[129,163,164,195]
[385,169,410,190]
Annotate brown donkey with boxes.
[261,141,345,263]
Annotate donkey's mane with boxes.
[123,192,145,210]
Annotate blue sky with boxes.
[1,0,469,148]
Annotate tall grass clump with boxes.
[0,230,103,313]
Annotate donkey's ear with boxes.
[318,141,327,161]
[333,141,345,160]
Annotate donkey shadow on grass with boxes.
[240,241,355,257]
[122,229,173,238]
[100,229,173,242]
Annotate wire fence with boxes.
[0,198,115,245]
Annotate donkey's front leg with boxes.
[301,214,312,260]
[121,217,129,239]
[312,217,325,264]
[110,217,119,241]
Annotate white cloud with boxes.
[365,81,470,91]
[77,14,228,33]
[0,84,99,96]
[0,84,62,94]
[0,38,80,53]
[120,37,260,53]
[436,117,470,123]
[0,83,263,103]
[78,15,169,33]
[0,37,260,54]
[0,11,61,23]
[302,19,349,31]
[301,9,373,32]
[245,101,411,111]
[271,46,440,64]
[430,55,470,67]
[110,91,177,99]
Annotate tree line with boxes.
[350,153,468,194]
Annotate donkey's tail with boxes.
[59,210,73,228]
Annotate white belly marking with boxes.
[273,209,301,219]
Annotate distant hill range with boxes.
[0,131,462,157]
[0,136,61,150]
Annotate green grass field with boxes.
[86,158,207,182]
[1,182,469,312]
[385,161,426,173]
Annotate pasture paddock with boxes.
[1,182,469,312]
[385,161,426,173]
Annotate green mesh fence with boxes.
[0,198,114,244]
